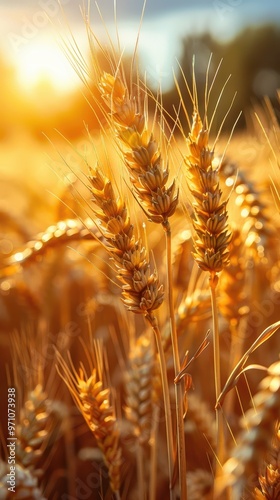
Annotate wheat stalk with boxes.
[184,107,232,470]
[86,164,178,497]
[98,64,187,500]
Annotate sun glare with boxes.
[14,38,80,93]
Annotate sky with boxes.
[0,0,280,92]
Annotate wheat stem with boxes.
[164,220,187,500]
[149,404,160,500]
[210,274,224,473]
[146,313,175,500]
[136,441,146,500]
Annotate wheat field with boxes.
[0,4,280,500]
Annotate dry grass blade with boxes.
[216,321,280,408]
[174,331,210,384]
[220,359,280,499]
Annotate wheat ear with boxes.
[220,159,276,263]
[56,344,122,496]
[1,218,97,278]
[98,72,179,224]
[125,331,160,446]
[186,393,216,454]
[88,166,164,314]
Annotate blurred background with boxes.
[1,0,280,140]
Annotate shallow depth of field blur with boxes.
[0,1,280,499]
